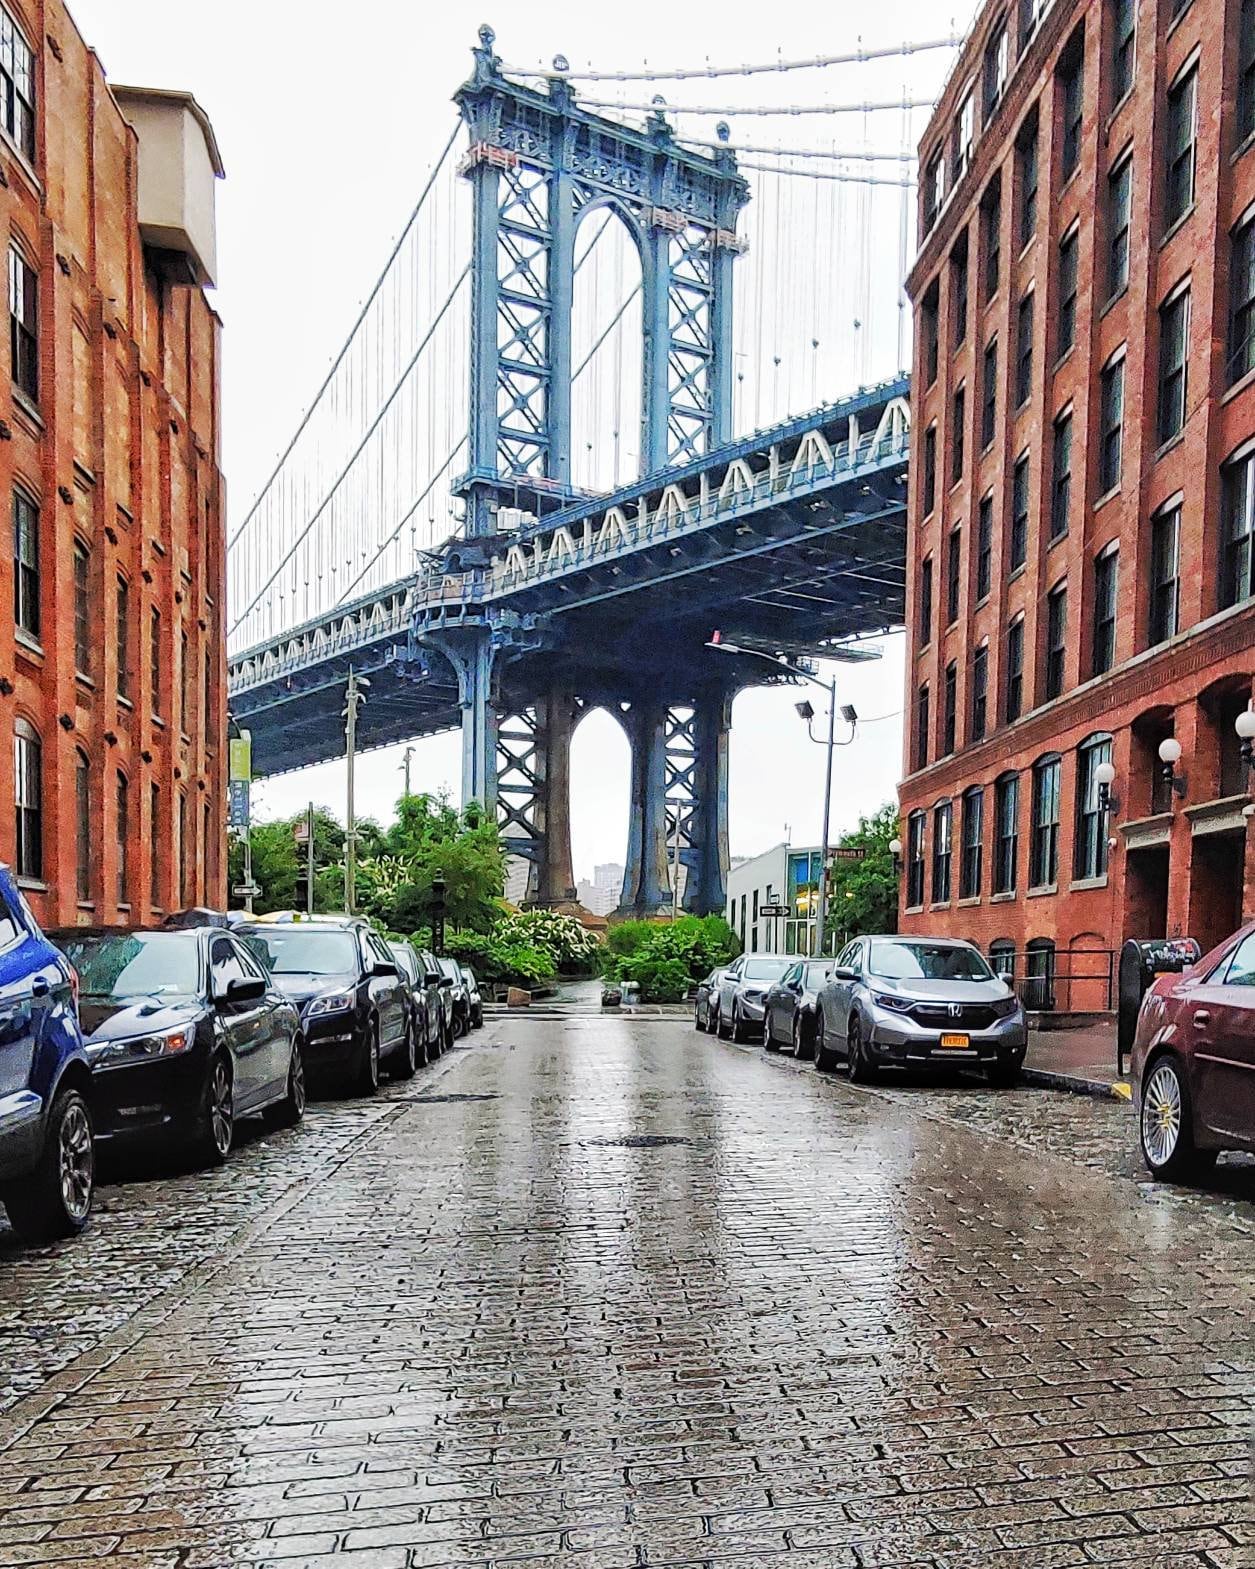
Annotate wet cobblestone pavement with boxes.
[0,1017,1252,1567]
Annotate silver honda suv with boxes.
[815,935,1026,1085]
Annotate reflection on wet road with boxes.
[0,1015,1251,1567]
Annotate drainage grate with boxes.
[401,1092,501,1104]
[583,1134,695,1149]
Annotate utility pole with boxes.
[670,807,683,921]
[402,745,414,799]
[306,802,316,916]
[814,675,837,959]
[343,670,369,914]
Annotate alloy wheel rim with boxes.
[59,1102,93,1220]
[370,1030,380,1085]
[291,1047,306,1116]
[849,1020,860,1074]
[211,1063,233,1155]
[1142,1063,1182,1167]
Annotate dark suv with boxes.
[0,867,95,1242]
[387,940,446,1066]
[238,921,410,1094]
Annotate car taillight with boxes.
[67,962,80,1012]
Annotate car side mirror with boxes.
[834,965,858,981]
[371,960,398,979]
[439,975,454,989]
[425,971,444,986]
[223,975,266,1005]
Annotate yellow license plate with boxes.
[939,1033,970,1049]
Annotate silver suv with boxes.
[816,935,1026,1085]
[713,954,791,1042]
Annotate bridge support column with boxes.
[683,685,733,916]
[620,701,672,915]
[422,624,499,813]
[530,686,577,906]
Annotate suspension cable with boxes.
[335,438,468,606]
[229,265,470,636]
[573,283,642,382]
[501,36,962,82]
[742,160,915,186]
[678,136,913,161]
[580,94,936,117]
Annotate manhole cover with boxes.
[402,1092,501,1104]
[584,1134,694,1149]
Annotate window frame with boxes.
[14,715,41,881]
[1092,542,1119,676]
[7,243,36,402]
[1029,752,1062,889]
[1148,498,1182,647]
[960,785,984,899]
[1099,349,1126,495]
[994,771,1020,894]
[1222,442,1255,609]
[951,383,966,486]
[1156,280,1190,446]
[1057,222,1079,359]
[1005,614,1025,724]
[1050,406,1072,540]
[1107,151,1133,300]
[75,749,91,903]
[976,491,994,601]
[931,799,953,904]
[1015,289,1034,407]
[946,522,962,626]
[906,811,926,908]
[1010,449,1030,570]
[1164,61,1198,232]
[0,7,36,162]
[1074,732,1113,881]
[12,485,38,641]
[1045,579,1068,701]
[1111,0,1136,106]
[942,660,958,756]
[971,641,989,743]
[981,336,999,448]
[1016,115,1039,250]
[1229,208,1255,387]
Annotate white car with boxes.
[713,954,792,1042]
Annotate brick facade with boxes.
[899,0,1255,997]
[0,0,224,927]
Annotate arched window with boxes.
[116,772,130,906]
[960,785,984,899]
[75,750,91,902]
[13,718,41,879]
[1030,752,1062,887]
[990,938,1016,981]
[1075,733,1113,880]
[994,771,1020,893]
[906,810,926,908]
[931,799,953,903]
[1025,937,1056,1010]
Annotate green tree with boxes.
[357,792,506,933]
[227,808,346,915]
[825,802,900,943]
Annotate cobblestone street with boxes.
[1,1015,1252,1567]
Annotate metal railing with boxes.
[992,947,1116,1014]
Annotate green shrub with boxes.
[494,909,601,972]
[616,954,690,1002]
[603,914,739,992]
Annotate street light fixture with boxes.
[1158,736,1186,799]
[1236,708,1255,776]
[1094,758,1118,816]
[706,631,857,957]
[888,835,903,879]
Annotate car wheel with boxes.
[731,1004,749,1044]
[1140,1054,1212,1181]
[764,1012,781,1053]
[0,1086,95,1243]
[987,1059,1021,1089]
[268,1038,307,1129]
[715,1005,731,1040]
[193,1055,234,1165]
[356,1021,380,1097]
[793,1016,813,1062]
[847,1014,878,1083]
[814,1021,835,1072]
[393,1020,419,1081]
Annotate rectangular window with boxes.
[923,425,936,514]
[76,753,90,902]
[1075,736,1112,881]
[1017,118,1038,250]
[12,488,37,639]
[116,773,129,906]
[14,720,40,880]
[981,337,998,447]
[1222,450,1255,608]
[204,651,214,750]
[74,541,90,675]
[1030,755,1062,887]
[1165,66,1197,230]
[178,792,189,906]
[994,773,1019,893]
[1060,46,1084,180]
[1015,291,1034,406]
[923,283,940,386]
[1050,409,1072,539]
[960,788,984,899]
[1230,213,1255,386]
[916,683,930,771]
[1099,354,1125,494]
[180,629,190,736]
[951,386,966,485]
[1006,616,1025,723]
[0,9,36,160]
[943,661,957,756]
[1010,451,1029,570]
[946,524,962,624]
[8,245,35,400]
[982,179,1001,300]
[953,89,975,184]
[932,800,952,903]
[918,555,933,644]
[1112,0,1136,104]
[984,24,1009,118]
[971,643,989,742]
[1149,503,1181,646]
[1045,581,1068,700]
[1157,286,1189,445]
[976,493,993,601]
[1240,0,1255,146]
[1057,225,1078,358]
[150,784,161,909]
[1108,154,1132,299]
[1019,0,1048,52]
[925,148,946,230]
[1092,545,1118,675]
[951,243,969,347]
[150,607,161,716]
[907,813,926,907]
[116,577,130,700]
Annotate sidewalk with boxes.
[1023,1017,1131,1101]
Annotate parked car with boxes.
[53,926,304,1165]
[693,967,728,1032]
[0,870,95,1242]
[816,935,1026,1085]
[387,939,443,1066]
[418,948,456,1053]
[714,955,792,1041]
[437,956,470,1037]
[460,966,484,1029]
[238,920,410,1094]
[1133,920,1255,1180]
[764,959,831,1058]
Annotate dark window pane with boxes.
[1157,288,1189,445]
[1051,411,1072,540]
[977,493,993,601]
[961,788,984,899]
[1010,453,1029,569]
[116,577,130,699]
[982,181,1002,300]
[951,386,966,485]
[1100,357,1125,493]
[12,488,38,638]
[919,555,933,644]
[916,683,930,770]
[1030,755,1062,886]
[932,801,952,903]
[74,542,90,675]
[1149,504,1181,645]
[1057,227,1078,357]
[1165,67,1197,229]
[1240,0,1255,146]
[1060,49,1084,179]
[8,246,36,400]
[14,720,41,880]
[971,644,988,742]
[1223,451,1255,609]
[981,338,998,447]
[923,425,936,514]
[1092,547,1118,675]
[1045,583,1068,700]
[907,812,926,907]
[994,772,1019,892]
[1006,618,1024,723]
[1017,121,1038,248]
[1015,292,1034,406]
[946,525,962,625]
[943,661,957,756]
[1230,216,1255,386]
[1108,157,1132,298]
[1112,0,1136,103]
[76,753,90,902]
[1074,734,1113,880]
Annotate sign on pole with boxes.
[227,778,250,828]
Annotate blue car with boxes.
[0,867,94,1242]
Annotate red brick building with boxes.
[0,0,225,927]
[899,0,1255,1002]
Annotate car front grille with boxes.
[907,1002,999,1031]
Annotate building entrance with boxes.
[1124,844,1169,941]
[1188,830,1246,955]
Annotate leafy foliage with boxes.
[440,929,556,989]
[605,914,740,1002]
[825,802,901,942]
[492,909,601,972]
[227,808,358,915]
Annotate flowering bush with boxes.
[493,909,602,971]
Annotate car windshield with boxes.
[804,962,831,986]
[743,958,790,982]
[62,932,202,1000]
[868,940,993,981]
[388,944,415,979]
[241,928,359,975]
[438,959,460,979]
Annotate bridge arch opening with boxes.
[569,702,631,916]
[570,203,643,493]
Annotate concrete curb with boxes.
[1023,1064,1132,1102]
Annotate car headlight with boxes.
[306,989,355,1018]
[742,989,764,1002]
[872,992,911,1011]
[88,1024,196,1069]
[992,995,1021,1018]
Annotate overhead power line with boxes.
[581,94,937,117]
[502,36,962,82]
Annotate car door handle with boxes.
[1192,1009,1210,1028]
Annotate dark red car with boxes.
[1132,921,1255,1180]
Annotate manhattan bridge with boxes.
[226,26,957,915]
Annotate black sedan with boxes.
[763,959,832,1059]
[237,920,410,1094]
[52,926,304,1165]
[694,968,727,1032]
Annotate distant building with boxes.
[726,844,828,955]
[1,1,225,927]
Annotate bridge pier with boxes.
[421,623,499,813]
[682,685,733,917]
[620,701,672,915]
[529,687,578,907]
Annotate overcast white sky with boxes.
[75,0,974,878]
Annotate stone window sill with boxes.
[1026,883,1058,899]
[991,890,1016,903]
[1070,875,1109,892]
[955,895,981,908]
